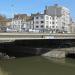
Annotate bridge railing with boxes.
[0,32,75,40]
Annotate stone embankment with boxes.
[42,47,75,58]
[0,52,16,60]
[42,50,65,58]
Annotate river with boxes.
[0,56,75,75]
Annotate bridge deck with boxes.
[0,32,75,40]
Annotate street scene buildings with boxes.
[0,4,75,33]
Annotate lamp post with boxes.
[54,4,57,33]
[11,4,14,31]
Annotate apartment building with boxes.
[70,22,75,33]
[0,15,12,32]
[11,14,32,32]
[32,13,57,33]
[44,4,70,33]
[9,4,71,33]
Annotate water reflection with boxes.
[42,56,75,67]
[0,56,75,75]
[42,56,66,63]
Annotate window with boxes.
[46,16,49,20]
[50,26,51,28]
[40,16,44,19]
[46,26,48,28]
[36,26,39,28]
[18,21,21,24]
[41,25,44,28]
[56,26,58,28]
[52,26,54,28]
[50,22,51,24]
[36,17,39,19]
[36,21,39,24]
[41,21,44,23]
[52,22,54,24]
[46,21,48,24]
[53,17,55,20]
[50,17,52,20]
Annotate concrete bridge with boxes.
[0,32,75,41]
[0,32,75,57]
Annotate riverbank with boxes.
[0,52,16,60]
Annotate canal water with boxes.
[0,56,75,75]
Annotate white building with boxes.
[70,22,75,33]
[33,14,51,32]
[27,20,34,30]
[44,4,70,33]
[33,13,67,33]
[11,14,32,32]
[11,19,22,32]
[9,5,71,33]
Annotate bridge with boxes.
[0,32,75,41]
[0,32,75,57]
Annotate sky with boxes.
[0,0,75,20]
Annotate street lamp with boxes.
[11,4,16,31]
[54,4,57,33]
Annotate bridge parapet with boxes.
[0,32,75,41]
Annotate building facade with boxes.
[44,4,70,33]
[11,14,31,32]
[0,15,12,32]
[32,13,58,33]
[6,4,71,33]
[70,22,75,33]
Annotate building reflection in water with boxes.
[42,56,66,63]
